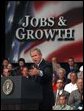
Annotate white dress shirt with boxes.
[64,82,78,93]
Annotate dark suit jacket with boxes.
[36,59,55,109]
[63,63,79,77]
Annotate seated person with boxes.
[53,79,69,106]
[21,66,29,78]
[1,58,9,74]
[2,68,11,77]
[64,72,78,94]
[15,58,26,75]
[57,68,70,86]
[76,98,83,110]
[65,57,79,77]
[68,78,83,110]
[7,63,16,76]
[53,94,73,110]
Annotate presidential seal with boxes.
[2,79,13,95]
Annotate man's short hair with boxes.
[68,57,74,61]
[70,72,77,76]
[59,94,67,99]
[18,58,25,63]
[58,68,66,74]
[76,78,83,83]
[3,58,9,62]
[30,48,42,55]
[56,79,64,83]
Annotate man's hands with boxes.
[29,66,40,76]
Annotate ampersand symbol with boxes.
[58,16,67,26]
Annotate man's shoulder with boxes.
[71,89,79,95]
[63,90,70,95]
[53,105,60,110]
[40,59,52,67]
[65,105,73,110]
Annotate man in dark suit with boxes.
[53,79,69,106]
[29,48,55,110]
[63,57,79,78]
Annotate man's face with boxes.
[59,96,66,105]
[22,67,29,76]
[56,81,64,89]
[19,61,25,67]
[77,79,83,90]
[3,68,10,77]
[3,60,9,67]
[68,58,74,66]
[58,70,65,79]
[30,50,42,64]
[70,73,77,82]
[7,64,12,71]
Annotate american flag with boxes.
[5,1,83,63]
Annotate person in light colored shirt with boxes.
[53,94,73,110]
[64,72,78,93]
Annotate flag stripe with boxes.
[34,1,83,18]
[46,40,83,62]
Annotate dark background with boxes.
[0,1,5,63]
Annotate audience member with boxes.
[52,73,57,92]
[53,79,70,106]
[7,63,16,76]
[77,65,83,79]
[21,66,29,78]
[1,58,9,74]
[65,57,79,77]
[53,94,73,110]
[68,78,83,110]
[64,72,78,93]
[2,68,10,77]
[57,68,70,85]
[16,58,26,75]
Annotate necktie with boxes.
[55,90,60,105]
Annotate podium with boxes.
[1,76,43,110]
